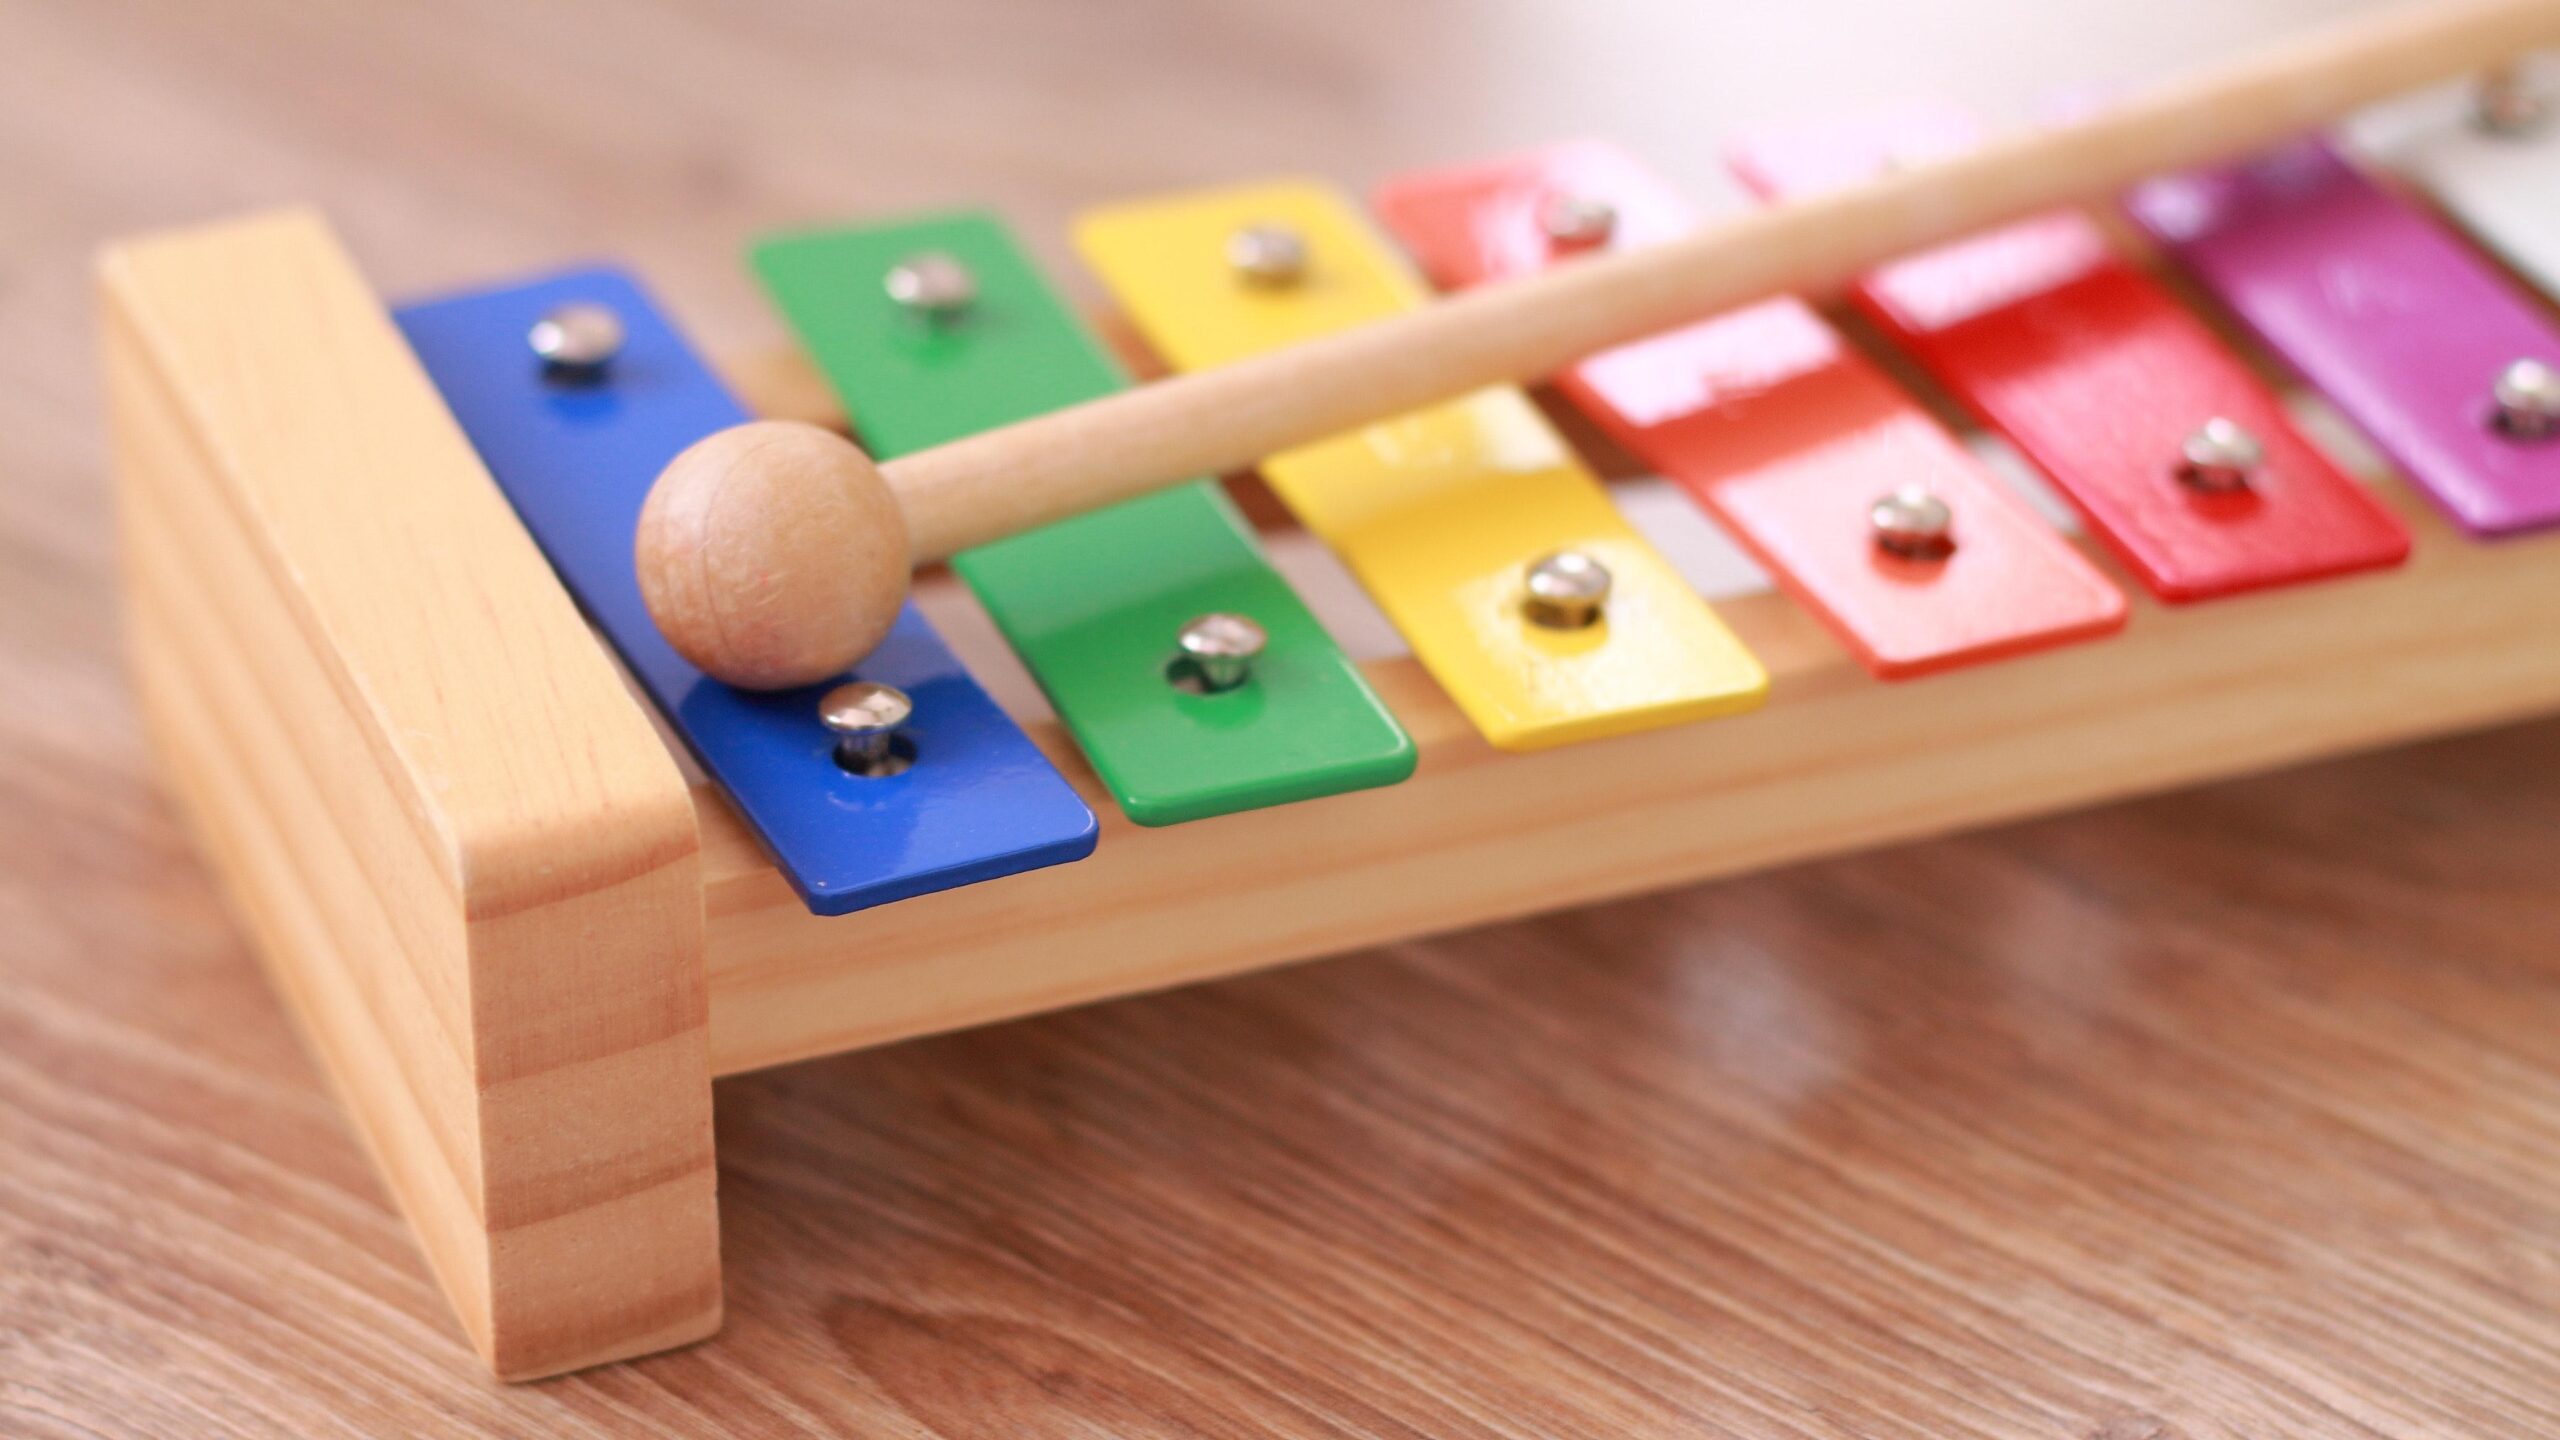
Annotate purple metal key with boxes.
[2127,139,2560,537]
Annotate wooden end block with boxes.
[102,208,721,1379]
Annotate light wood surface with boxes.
[637,0,2560,688]
[11,0,2560,1434]
[104,210,721,1379]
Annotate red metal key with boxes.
[1731,112,2411,602]
[1374,139,2125,679]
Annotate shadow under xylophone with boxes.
[105,49,2560,1378]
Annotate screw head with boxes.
[2178,417,2265,493]
[1539,193,1618,252]
[884,252,977,319]
[2474,67,2549,137]
[1226,223,1309,288]
[1173,613,1266,693]
[1523,550,1612,629]
[1869,485,1956,560]
[528,302,625,378]
[818,680,914,776]
[2493,357,2560,439]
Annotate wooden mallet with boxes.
[637,0,2560,691]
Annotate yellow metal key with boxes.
[1075,180,1766,750]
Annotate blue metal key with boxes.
[396,267,1097,915]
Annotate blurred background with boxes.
[9,0,2386,352]
[2,0,2389,784]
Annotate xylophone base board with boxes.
[105,208,2560,1381]
[696,472,2560,1078]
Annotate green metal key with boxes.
[752,213,1415,825]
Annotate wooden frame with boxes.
[106,210,721,1380]
[107,208,2560,1377]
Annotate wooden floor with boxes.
[8,0,2560,1434]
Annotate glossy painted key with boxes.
[751,214,1414,826]
[1732,113,2411,602]
[2128,140,2560,537]
[1075,181,1767,750]
[397,268,1096,915]
[1373,140,2126,679]
[2354,69,2560,302]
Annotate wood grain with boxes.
[102,210,721,1379]
[8,0,2560,1434]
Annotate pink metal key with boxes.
[1374,140,2124,680]
[1732,112,2412,602]
[2129,138,2560,537]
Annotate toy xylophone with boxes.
[103,0,2560,1379]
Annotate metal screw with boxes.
[818,680,914,777]
[527,302,625,380]
[1227,223,1309,288]
[1869,485,1956,560]
[2493,358,2560,439]
[2177,417,2265,494]
[1539,193,1618,252]
[1523,550,1612,629]
[884,252,977,320]
[1172,613,1266,694]
[2474,66,2549,137]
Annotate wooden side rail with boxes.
[105,210,721,1380]
[693,463,2560,1077]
